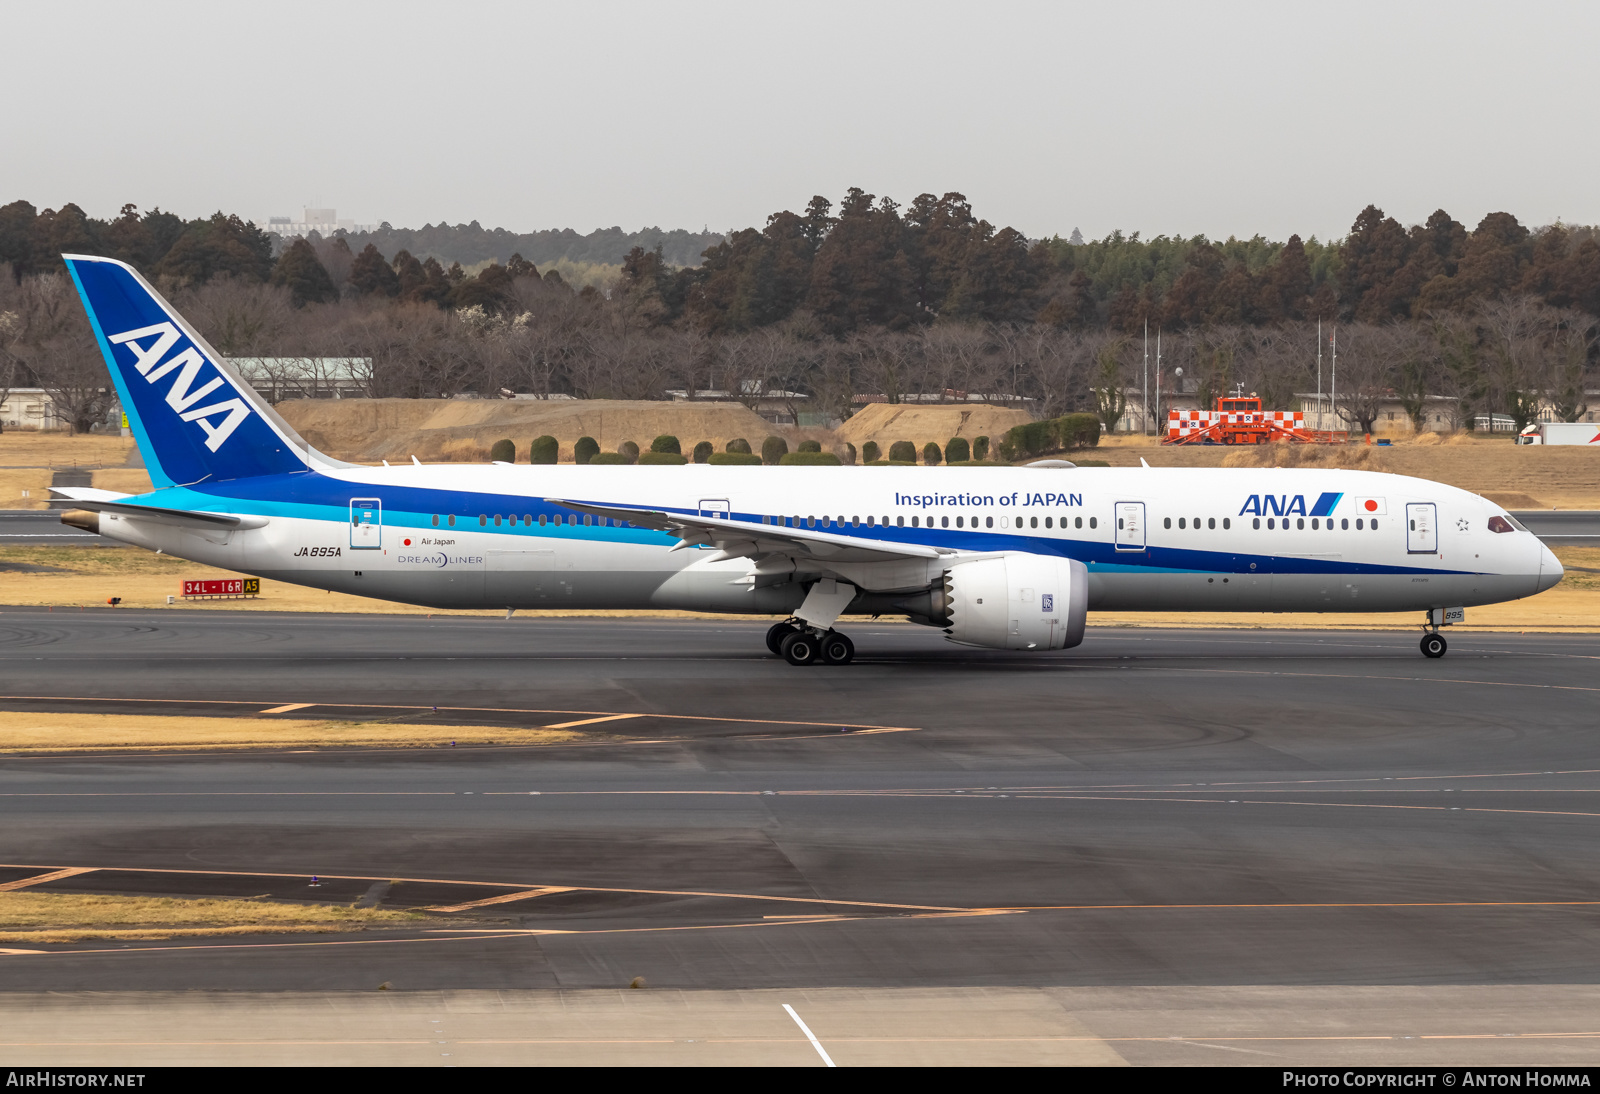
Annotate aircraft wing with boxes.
[547,498,947,565]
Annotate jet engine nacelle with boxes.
[943,553,1088,651]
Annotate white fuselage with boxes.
[91,463,1560,620]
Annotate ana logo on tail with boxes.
[106,322,252,452]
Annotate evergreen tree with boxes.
[349,243,400,297]
[269,238,338,306]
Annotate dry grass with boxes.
[0,432,136,468]
[0,469,53,509]
[0,891,425,942]
[91,468,154,495]
[0,712,585,753]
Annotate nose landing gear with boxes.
[1420,632,1448,658]
[1420,606,1461,658]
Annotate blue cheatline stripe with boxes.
[99,472,1471,580]
[1309,492,1344,518]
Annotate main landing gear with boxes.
[766,620,855,666]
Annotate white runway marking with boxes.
[783,1004,836,1066]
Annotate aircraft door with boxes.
[1114,501,1146,551]
[1406,502,1437,554]
[350,499,381,549]
[699,498,730,518]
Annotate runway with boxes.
[5,610,1600,1065]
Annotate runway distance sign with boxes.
[181,578,260,599]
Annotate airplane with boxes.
[53,254,1562,665]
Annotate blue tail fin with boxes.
[64,254,313,487]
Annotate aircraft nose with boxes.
[1538,542,1564,592]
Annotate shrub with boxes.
[650,434,681,454]
[888,440,916,462]
[948,460,1006,467]
[843,443,857,465]
[489,439,516,463]
[529,435,558,464]
[972,435,989,461]
[1059,412,1101,449]
[997,414,1104,461]
[638,450,688,465]
[862,440,882,463]
[707,451,763,465]
[726,437,752,454]
[761,435,789,465]
[1075,459,1110,467]
[945,437,970,463]
[922,442,942,466]
[798,439,822,453]
[778,450,842,466]
[692,440,713,463]
[574,436,599,465]
[865,460,917,467]
[618,440,640,464]
[588,451,630,465]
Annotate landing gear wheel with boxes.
[820,631,855,666]
[766,620,799,656]
[1421,633,1448,659]
[781,629,819,666]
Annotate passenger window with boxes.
[1208,517,1215,529]
[1000,516,1009,528]
[539,514,547,526]
[866,516,874,527]
[852,516,859,527]
[955,516,964,528]
[1177,518,1185,529]
[1372,519,1379,530]
[1075,516,1082,529]
[897,516,904,527]
[942,516,949,528]
[1222,518,1230,529]
[568,515,576,526]
[584,515,592,526]
[448,515,455,527]
[987,516,994,528]
[494,515,502,526]
[1253,518,1261,529]
[1297,518,1304,530]
[1089,517,1097,529]
[1312,518,1319,529]
[432,515,440,527]
[479,515,487,526]
[524,514,532,525]
[1030,516,1038,528]
[1356,518,1364,530]
[1342,518,1349,530]
[1164,517,1172,529]
[1044,517,1052,528]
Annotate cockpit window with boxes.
[1487,515,1515,534]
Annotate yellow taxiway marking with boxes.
[426,887,575,912]
[541,714,643,730]
[0,694,920,735]
[257,703,314,714]
[0,867,96,892]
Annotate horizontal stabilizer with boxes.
[58,498,268,531]
[48,486,134,503]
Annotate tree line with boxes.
[0,193,1595,436]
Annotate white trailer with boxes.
[1517,422,1600,445]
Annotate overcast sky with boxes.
[7,0,1598,243]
